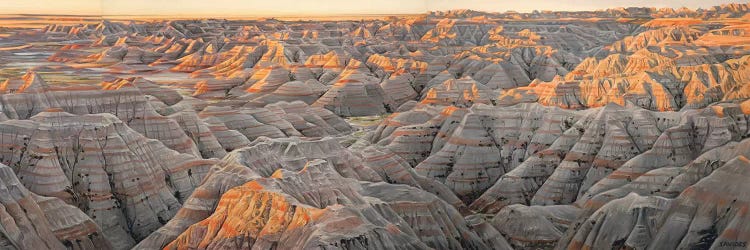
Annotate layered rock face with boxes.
[34,7,641,118]
[365,98,750,248]
[163,163,487,249]
[368,102,579,203]
[0,163,111,249]
[136,137,491,249]
[558,142,750,250]
[312,60,397,116]
[1,3,750,250]
[0,110,216,249]
[0,72,202,157]
[497,22,750,112]
[0,73,351,159]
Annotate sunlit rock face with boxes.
[162,165,487,249]
[0,73,352,160]
[134,137,381,249]
[1,3,750,249]
[136,137,490,249]
[0,72,203,157]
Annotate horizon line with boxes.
[1,3,744,19]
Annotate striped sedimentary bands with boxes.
[491,204,580,249]
[312,60,398,116]
[136,137,499,249]
[0,111,216,249]
[0,72,201,156]
[366,98,750,248]
[138,144,502,249]
[1,3,750,250]
[0,73,352,159]
[135,137,382,249]
[0,163,111,249]
[371,102,578,203]
[0,73,355,249]
[558,145,750,249]
[370,99,748,211]
[41,8,634,119]
[357,146,468,213]
[247,79,328,105]
[498,44,750,112]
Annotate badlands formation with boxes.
[0,3,749,250]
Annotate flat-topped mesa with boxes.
[694,23,750,47]
[43,23,92,39]
[0,111,216,249]
[0,163,112,249]
[312,59,397,116]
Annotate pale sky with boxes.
[0,0,743,16]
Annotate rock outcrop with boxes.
[0,111,216,249]
[0,163,112,249]
[1,4,749,249]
